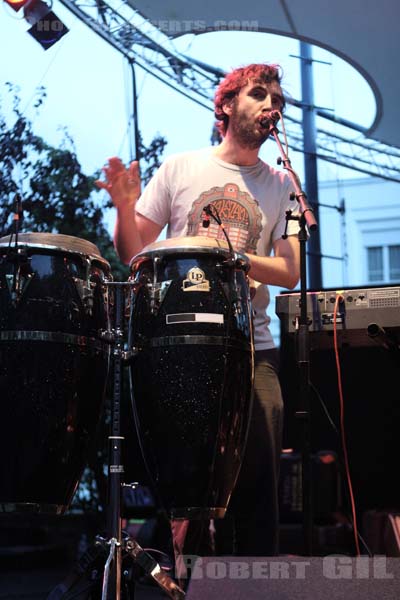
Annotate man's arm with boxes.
[115,208,162,264]
[96,157,162,264]
[246,234,300,289]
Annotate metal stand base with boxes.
[46,533,185,600]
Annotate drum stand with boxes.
[47,282,185,600]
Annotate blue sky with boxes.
[1,0,376,234]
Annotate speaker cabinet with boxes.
[279,335,400,514]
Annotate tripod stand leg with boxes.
[101,538,121,600]
[46,543,106,600]
[104,433,123,600]
[124,537,185,600]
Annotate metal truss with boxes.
[60,0,400,183]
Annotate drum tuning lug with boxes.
[74,278,95,316]
[98,328,115,343]
[95,535,121,549]
[121,348,138,362]
[235,256,250,272]
[122,481,139,489]
[95,534,107,547]
[6,247,29,264]
[139,272,152,285]
[5,270,34,303]
[233,301,242,316]
[222,256,236,268]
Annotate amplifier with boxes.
[279,450,341,524]
[276,285,400,349]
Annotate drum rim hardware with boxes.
[142,333,253,352]
[0,329,110,352]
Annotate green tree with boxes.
[138,131,167,187]
[0,83,167,280]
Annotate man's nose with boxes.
[261,94,273,111]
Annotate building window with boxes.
[389,245,400,280]
[367,247,383,282]
[367,245,400,283]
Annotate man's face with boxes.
[227,79,284,149]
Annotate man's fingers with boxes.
[128,161,140,178]
[108,156,124,168]
[95,179,108,190]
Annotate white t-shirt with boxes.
[136,147,299,350]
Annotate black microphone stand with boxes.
[12,193,23,244]
[268,120,318,556]
[203,204,236,259]
[7,193,26,306]
[202,204,251,292]
[99,282,126,600]
[97,282,186,600]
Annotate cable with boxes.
[203,203,235,259]
[310,382,339,436]
[308,381,372,556]
[333,293,361,555]
[276,109,290,158]
[21,40,66,116]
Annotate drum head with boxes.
[130,236,237,268]
[0,232,107,267]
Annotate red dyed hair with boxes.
[214,63,283,136]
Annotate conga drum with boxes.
[128,236,254,519]
[0,233,112,514]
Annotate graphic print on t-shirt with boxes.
[186,183,262,253]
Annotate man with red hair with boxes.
[98,62,300,559]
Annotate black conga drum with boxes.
[0,233,112,514]
[128,236,254,519]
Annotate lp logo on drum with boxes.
[182,267,210,292]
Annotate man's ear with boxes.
[222,98,234,116]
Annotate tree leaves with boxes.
[0,84,167,281]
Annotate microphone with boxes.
[13,193,23,222]
[258,110,281,129]
[202,205,211,228]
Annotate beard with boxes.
[229,103,270,150]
